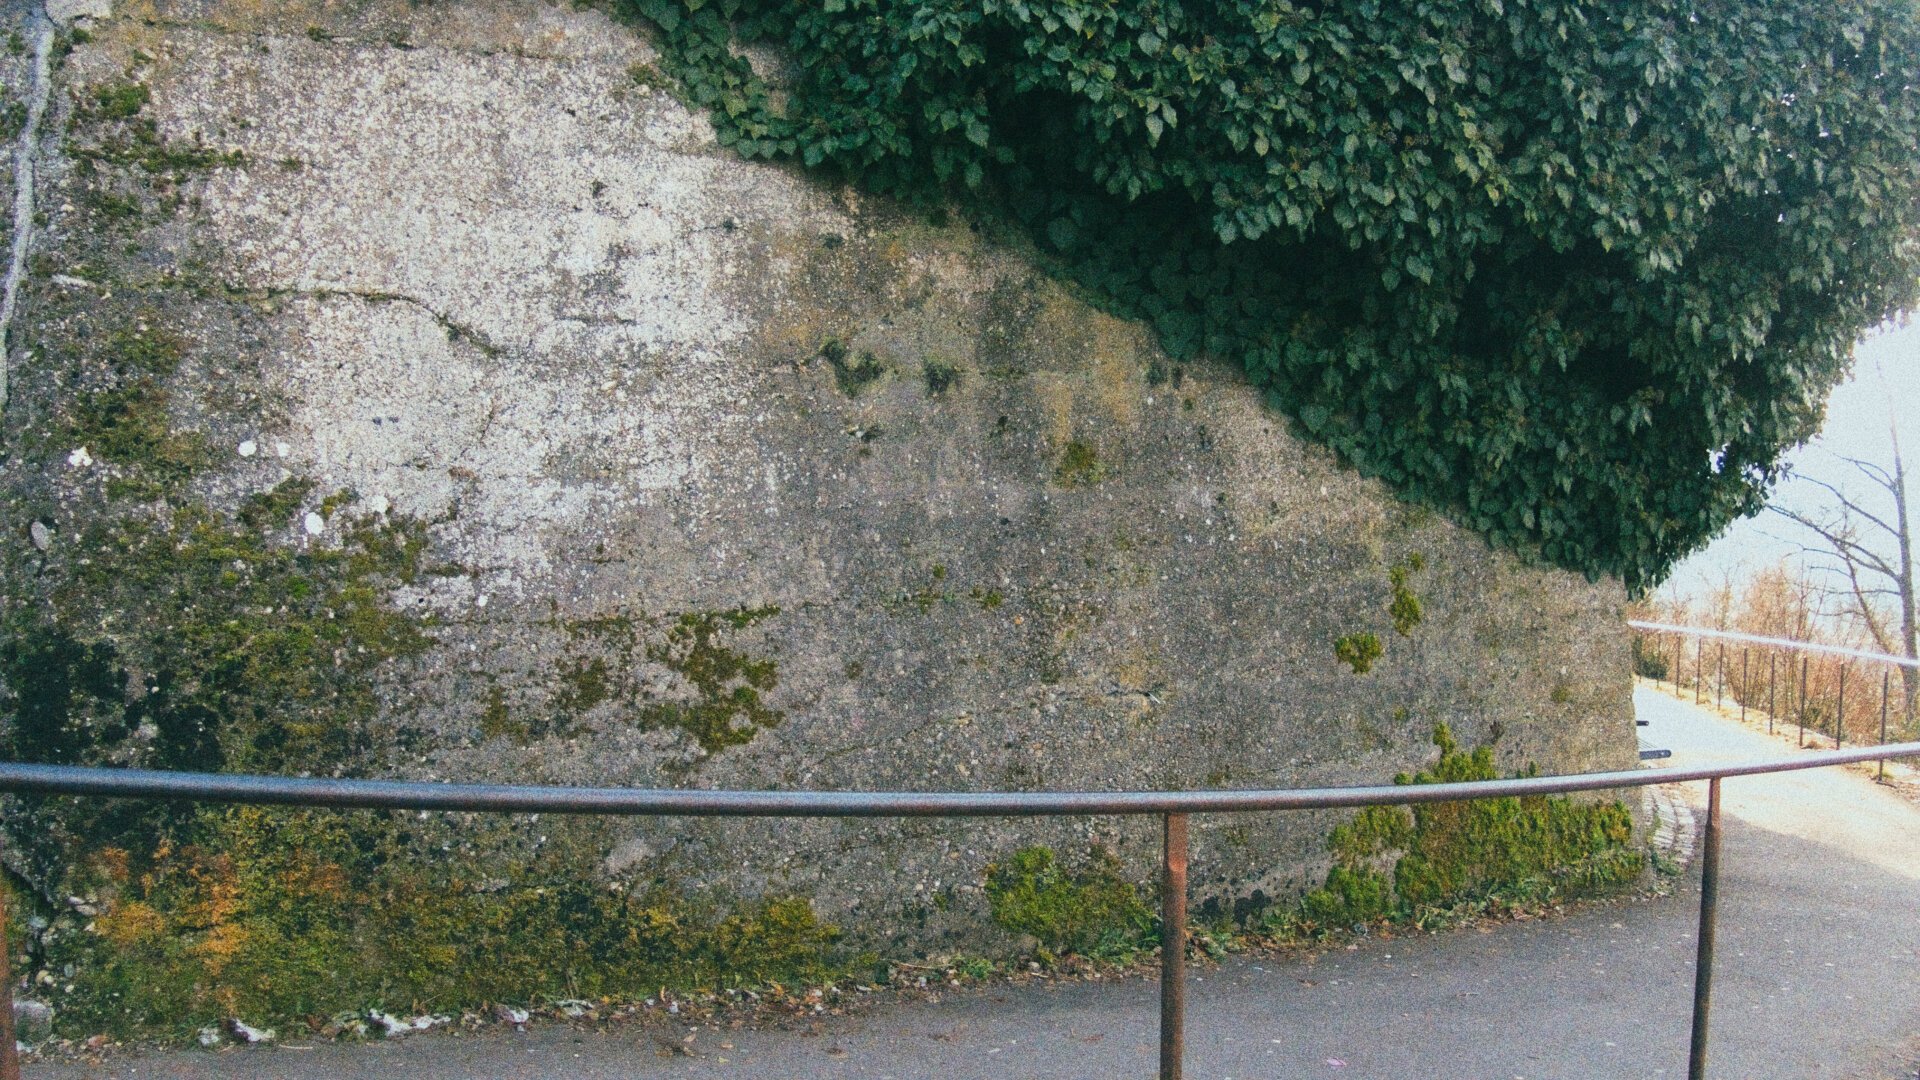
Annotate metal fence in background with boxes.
[3,733,1919,1080]
[1631,620,1920,778]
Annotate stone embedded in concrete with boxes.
[45,0,111,26]
[13,998,53,1044]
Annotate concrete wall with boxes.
[0,0,1636,952]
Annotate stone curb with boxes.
[1642,782,1697,873]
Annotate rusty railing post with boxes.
[1882,670,1892,783]
[0,830,18,1080]
[1160,813,1188,1080]
[1688,776,1723,1080]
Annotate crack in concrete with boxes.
[0,9,54,418]
[284,285,511,357]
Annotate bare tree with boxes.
[1768,423,1917,726]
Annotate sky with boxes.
[1660,317,1920,606]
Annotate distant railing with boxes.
[5,735,1920,1080]
[1630,620,1919,777]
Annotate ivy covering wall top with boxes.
[629,0,1920,591]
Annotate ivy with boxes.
[624,0,1920,590]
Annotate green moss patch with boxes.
[48,806,846,1040]
[820,338,886,397]
[921,360,960,396]
[1052,439,1103,487]
[4,483,431,772]
[1333,632,1383,674]
[67,78,245,229]
[984,846,1154,961]
[637,606,784,752]
[1294,724,1642,929]
[90,81,150,121]
[1387,552,1426,636]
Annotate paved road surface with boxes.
[31,687,1920,1079]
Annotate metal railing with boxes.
[4,738,1920,1080]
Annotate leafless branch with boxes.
[1769,505,1898,580]
[1788,472,1902,542]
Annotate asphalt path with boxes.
[31,687,1920,1079]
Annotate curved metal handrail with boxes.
[0,741,1917,816]
[3,743,1917,1080]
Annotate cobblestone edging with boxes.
[1643,783,1698,872]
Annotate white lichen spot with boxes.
[303,512,325,535]
[66,446,92,468]
[227,1020,276,1044]
[370,1011,449,1036]
[274,440,290,458]
[237,439,258,458]
[366,494,391,515]
[475,594,489,608]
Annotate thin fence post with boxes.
[1799,656,1809,748]
[1696,641,1705,704]
[1675,638,1684,697]
[1739,650,1748,722]
[1160,813,1188,1080]
[1836,665,1846,749]
[0,830,17,1080]
[1689,776,1724,1080]
[1882,670,1893,783]
[1768,653,1776,737]
[1716,642,1725,707]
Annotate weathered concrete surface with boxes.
[2,0,1634,952]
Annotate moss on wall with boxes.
[1052,440,1103,487]
[1387,553,1426,636]
[972,729,1642,970]
[47,806,847,1039]
[1333,632,1383,674]
[639,607,783,751]
[1297,725,1642,928]
[982,846,1154,962]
